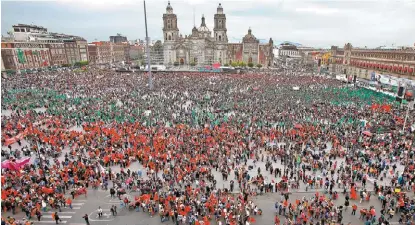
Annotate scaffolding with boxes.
[144,40,164,66]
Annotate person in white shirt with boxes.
[97,206,103,218]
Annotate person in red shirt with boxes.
[274,215,280,225]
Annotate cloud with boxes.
[295,7,339,15]
[1,0,415,48]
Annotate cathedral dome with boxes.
[198,26,210,32]
[242,27,257,43]
[198,15,210,32]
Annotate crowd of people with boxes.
[1,65,414,225]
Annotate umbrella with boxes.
[294,124,303,129]
[363,131,372,136]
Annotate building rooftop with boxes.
[13,24,47,30]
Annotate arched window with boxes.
[168,35,171,40]
[219,35,221,41]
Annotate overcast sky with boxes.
[1,0,415,48]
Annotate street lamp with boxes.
[402,90,414,132]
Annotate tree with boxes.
[248,62,254,68]
[231,62,238,67]
[256,64,262,69]
[190,61,196,66]
[239,61,246,67]
[224,63,229,67]
[79,61,89,66]
[173,61,179,66]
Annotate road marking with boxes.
[30,220,68,224]
[71,203,85,206]
[45,216,73,219]
[95,213,111,219]
[88,209,115,222]
[42,211,76,214]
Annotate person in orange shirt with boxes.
[66,198,72,209]
[352,204,357,215]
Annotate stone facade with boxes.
[162,2,273,66]
[47,43,67,66]
[111,43,125,63]
[330,43,415,80]
[88,42,112,65]
[75,39,89,62]
[1,42,52,70]
[64,40,80,65]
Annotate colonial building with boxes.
[1,23,88,70]
[47,43,67,66]
[1,42,52,70]
[275,42,301,58]
[75,39,89,62]
[88,42,112,65]
[162,2,274,66]
[111,43,126,63]
[330,43,415,80]
[63,40,80,65]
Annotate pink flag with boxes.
[1,157,31,171]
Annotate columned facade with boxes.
[330,43,415,80]
[162,2,274,67]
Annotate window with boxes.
[14,28,19,32]
[219,35,221,41]
[168,35,171,40]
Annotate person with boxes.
[110,188,115,198]
[97,206,103,218]
[53,212,61,224]
[66,198,72,210]
[82,214,90,225]
[110,205,117,216]
[36,209,42,221]
[352,204,357,215]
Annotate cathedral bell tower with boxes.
[214,3,228,43]
[162,1,179,41]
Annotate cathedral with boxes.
[162,2,274,67]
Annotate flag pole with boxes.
[144,0,153,90]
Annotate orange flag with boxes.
[203,216,210,225]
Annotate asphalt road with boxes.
[2,132,409,225]
[3,154,408,225]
